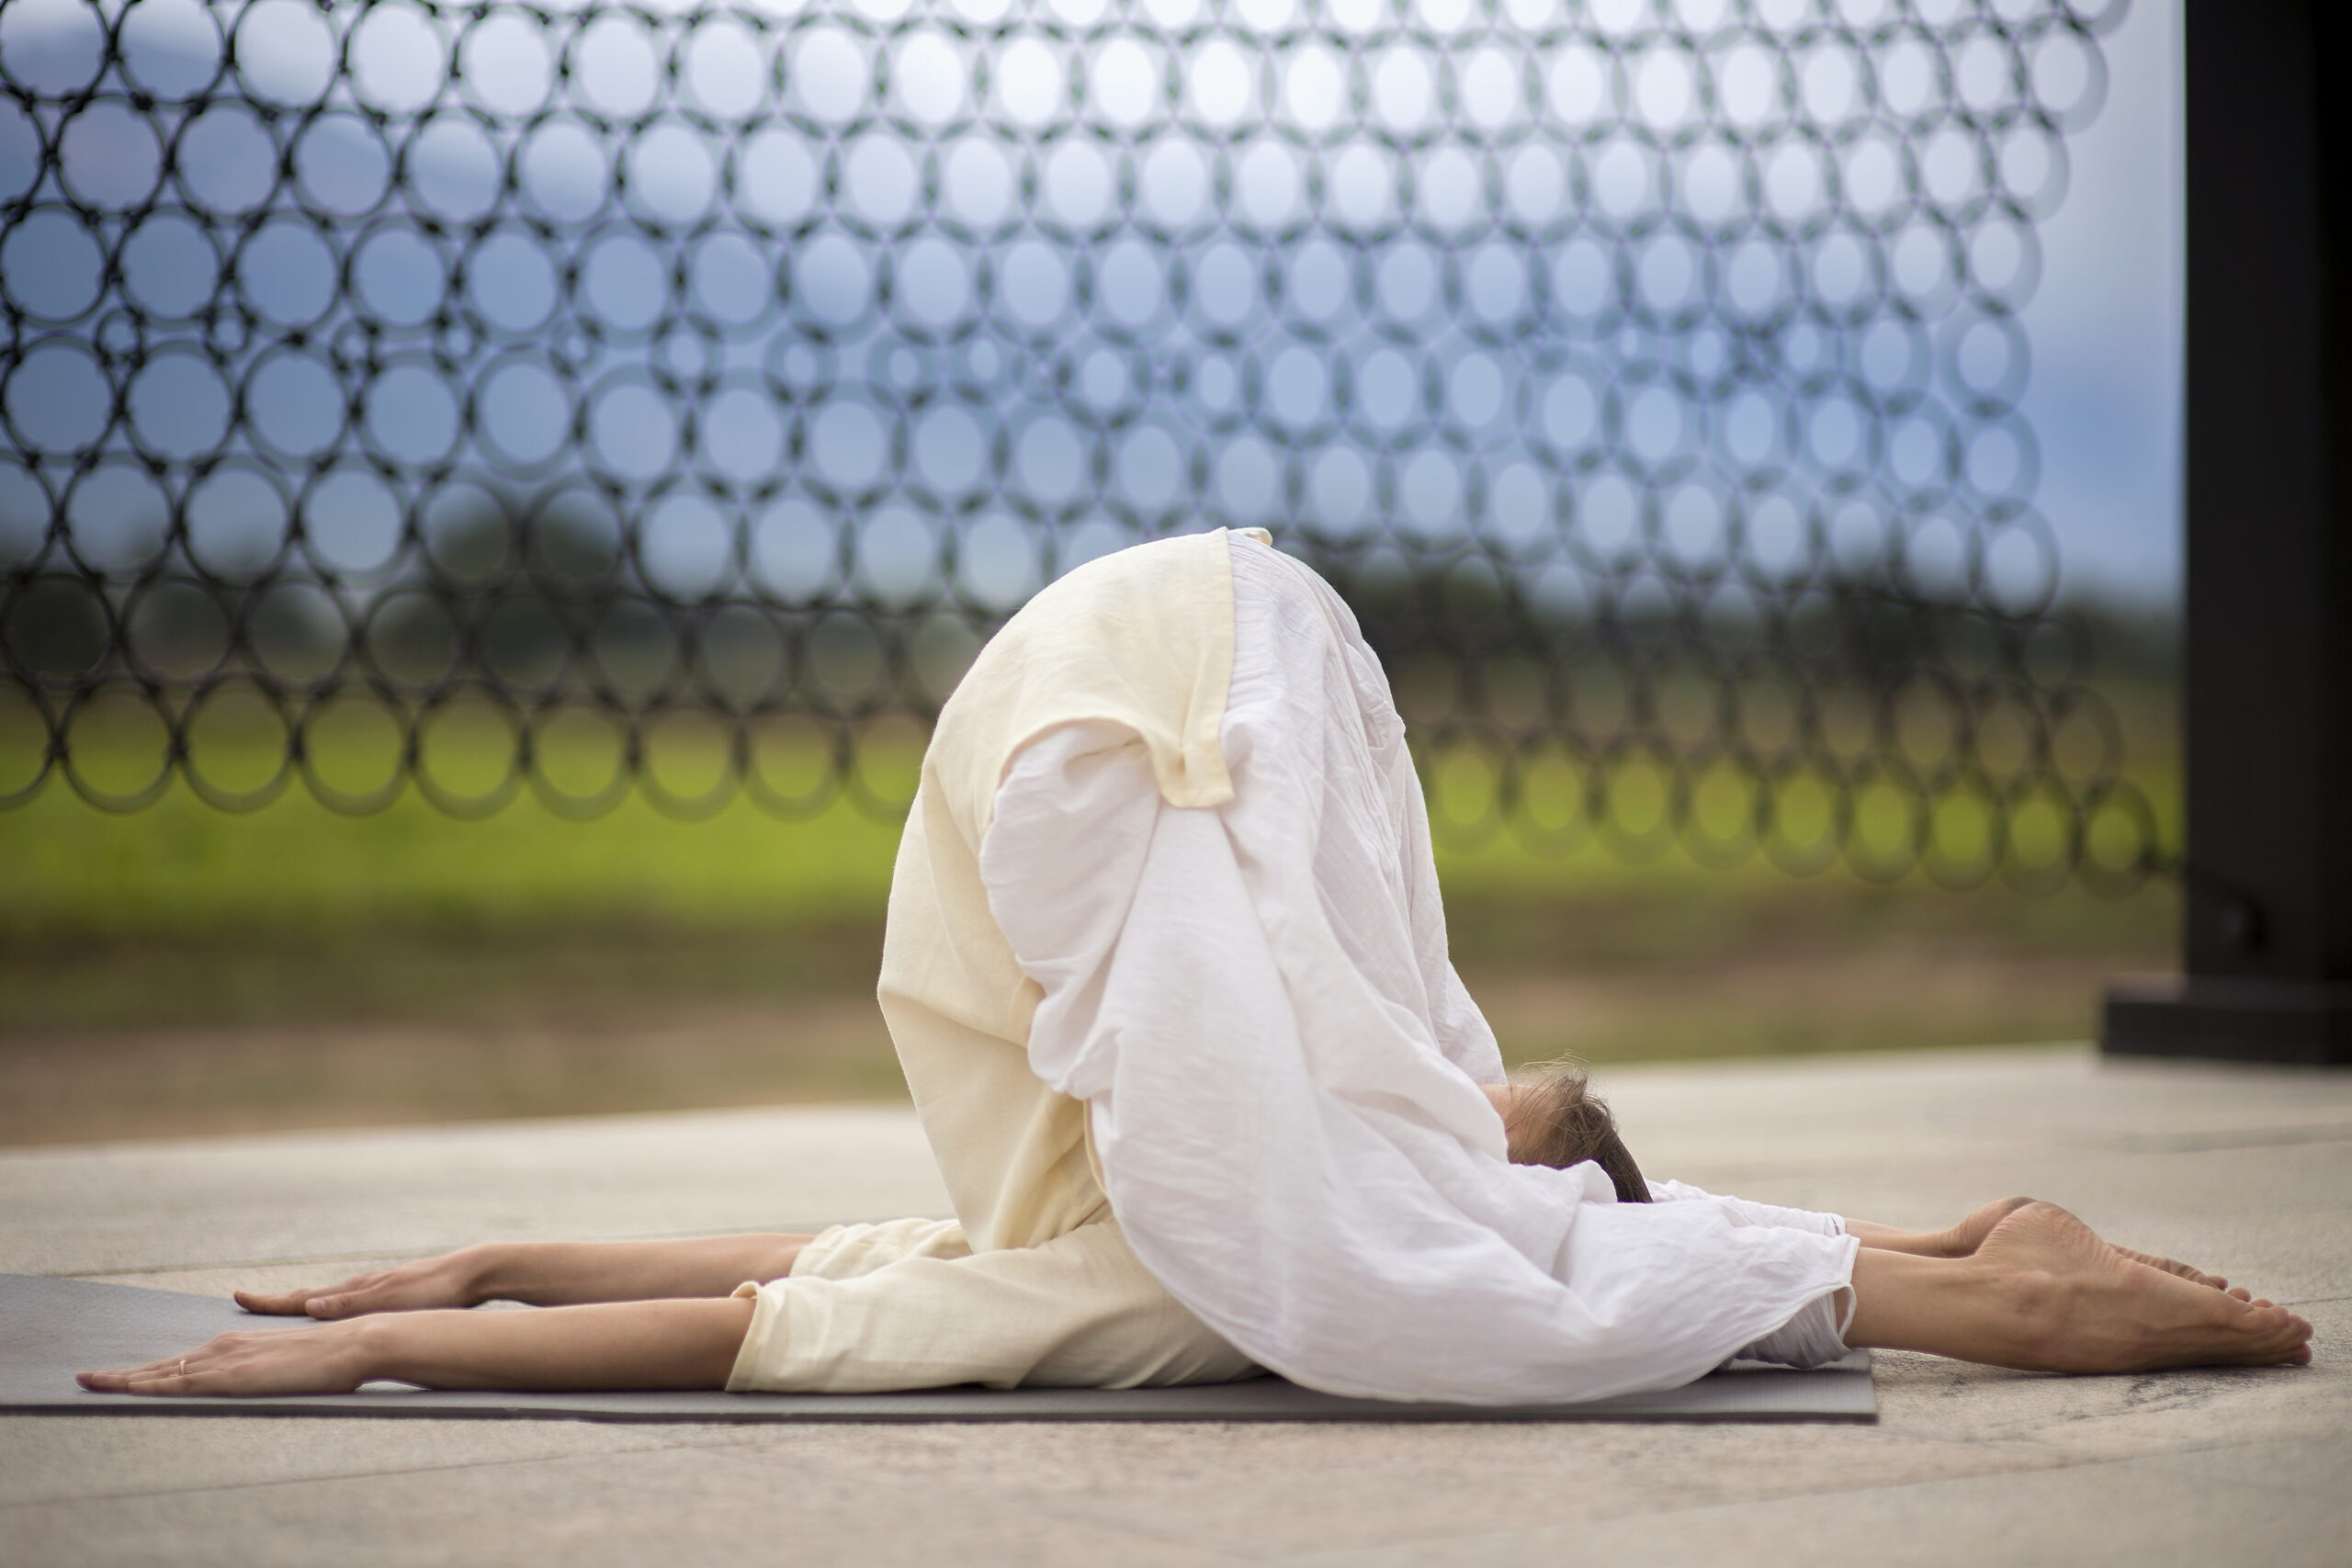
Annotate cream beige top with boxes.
[873,527,1249,1254]
[725,529,1263,1393]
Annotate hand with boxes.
[234,1247,492,1320]
[77,1319,379,1398]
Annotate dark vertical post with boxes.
[2101,0,2352,1063]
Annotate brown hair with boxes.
[1502,1058,1652,1204]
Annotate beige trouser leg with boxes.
[726,1215,1258,1393]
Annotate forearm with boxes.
[362,1297,756,1390]
[467,1235,812,1306]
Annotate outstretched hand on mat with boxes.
[232,1234,812,1322]
[77,1320,377,1397]
[77,1234,815,1397]
[235,1253,486,1320]
[77,1295,757,1397]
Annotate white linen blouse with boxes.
[977,535,1859,1404]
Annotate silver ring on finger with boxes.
[178,1359,187,1377]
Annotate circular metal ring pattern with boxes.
[0,0,2161,892]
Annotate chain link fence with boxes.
[0,0,2163,891]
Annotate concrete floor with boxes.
[3,1044,2346,1567]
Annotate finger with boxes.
[235,1288,316,1315]
[2230,1287,2253,1302]
[300,1279,388,1316]
[308,1276,402,1318]
[79,1370,173,1394]
[239,1269,384,1315]
[96,1332,246,1382]
[305,1279,433,1318]
[76,1370,180,1393]
[114,1369,202,1398]
[78,1357,206,1395]
[95,1352,199,1379]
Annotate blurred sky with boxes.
[2021,0,2179,609]
[0,0,2188,612]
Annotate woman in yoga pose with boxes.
[81,533,2312,1402]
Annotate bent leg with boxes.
[1843,1201,2312,1373]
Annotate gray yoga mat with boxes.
[2,1273,1874,1423]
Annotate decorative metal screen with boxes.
[0,0,2158,892]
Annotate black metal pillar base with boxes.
[2103,976,2352,1066]
[2134,0,2352,1060]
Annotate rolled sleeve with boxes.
[1647,1178,1847,1236]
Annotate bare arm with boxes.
[80,1296,757,1397]
[235,1235,816,1320]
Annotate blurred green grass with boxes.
[3,753,904,942]
[0,713,2181,1141]
[3,694,2180,936]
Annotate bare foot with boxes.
[1943,1196,2036,1257]
[2110,1244,2231,1292]
[1973,1201,2311,1373]
[1940,1198,2229,1291]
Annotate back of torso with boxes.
[875,530,1248,1252]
